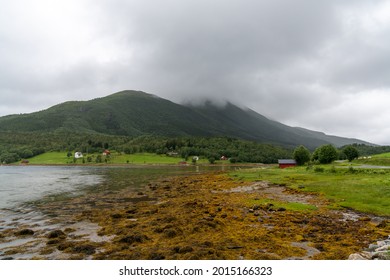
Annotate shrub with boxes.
[314,144,338,164]
[293,145,311,166]
[343,145,359,162]
[314,166,325,173]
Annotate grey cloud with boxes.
[1,0,390,144]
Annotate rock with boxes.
[119,234,149,244]
[72,244,96,255]
[368,244,380,251]
[227,245,244,249]
[375,245,390,252]
[47,230,66,239]
[15,229,34,236]
[348,253,371,260]
[47,239,61,245]
[359,251,373,259]
[372,251,390,260]
[111,213,123,219]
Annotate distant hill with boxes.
[0,90,372,149]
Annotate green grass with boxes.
[26,152,70,164]
[109,153,196,164]
[22,152,210,165]
[230,165,390,216]
[354,152,390,166]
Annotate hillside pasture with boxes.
[355,152,390,166]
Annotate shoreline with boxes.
[1,170,389,260]
[1,162,270,167]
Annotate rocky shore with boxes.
[1,172,389,260]
[349,235,390,260]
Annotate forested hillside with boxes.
[0,90,371,150]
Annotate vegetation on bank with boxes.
[0,133,292,164]
[25,151,211,165]
[230,166,390,217]
[1,129,390,166]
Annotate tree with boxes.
[208,157,216,164]
[293,145,311,165]
[314,144,338,164]
[0,152,20,164]
[343,145,359,162]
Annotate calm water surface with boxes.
[0,166,103,210]
[0,164,243,210]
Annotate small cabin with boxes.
[278,159,297,168]
[74,152,83,159]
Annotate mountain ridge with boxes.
[0,90,373,149]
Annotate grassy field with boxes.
[26,152,70,164]
[355,152,390,166]
[22,151,210,165]
[230,165,390,216]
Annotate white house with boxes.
[74,152,83,159]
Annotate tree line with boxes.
[0,130,387,164]
[293,144,360,166]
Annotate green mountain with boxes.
[0,90,371,149]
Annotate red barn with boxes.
[278,159,297,168]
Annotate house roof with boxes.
[278,159,297,164]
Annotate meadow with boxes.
[23,151,210,165]
[230,165,390,217]
[355,152,390,166]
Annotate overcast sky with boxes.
[1,0,390,144]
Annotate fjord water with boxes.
[0,166,103,210]
[0,164,238,211]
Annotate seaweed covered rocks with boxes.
[79,173,388,260]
